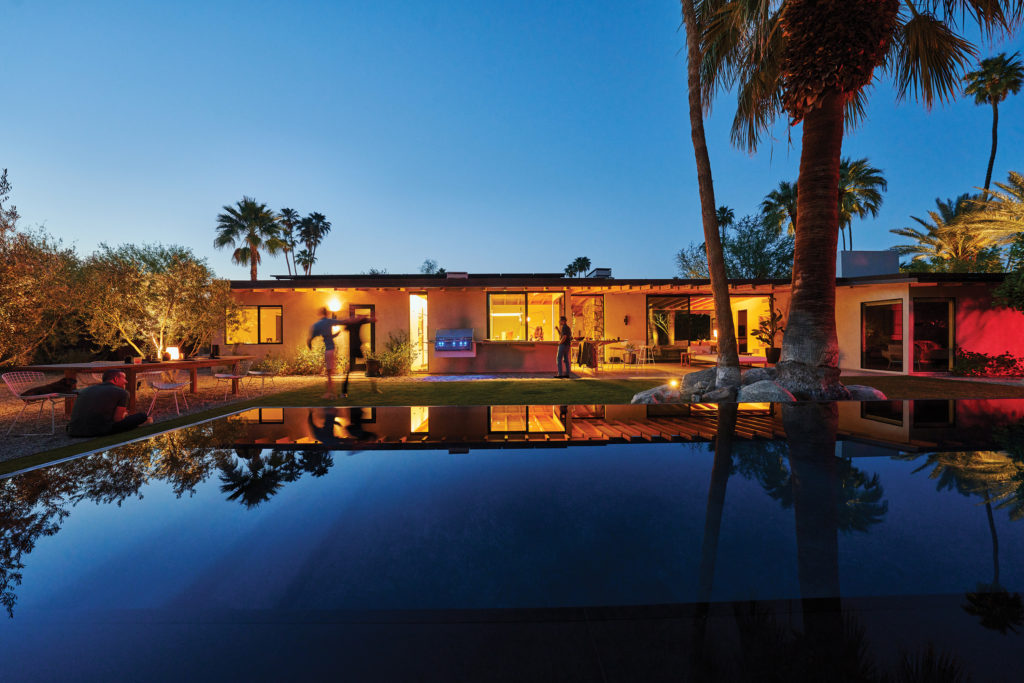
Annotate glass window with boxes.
[861,301,903,371]
[490,405,565,432]
[227,305,283,344]
[913,298,953,371]
[488,293,564,341]
[527,292,564,341]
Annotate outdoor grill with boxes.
[434,328,476,357]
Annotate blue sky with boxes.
[4,0,1022,279]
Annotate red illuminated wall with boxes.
[953,285,1024,357]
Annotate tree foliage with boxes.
[0,172,81,367]
[676,215,794,280]
[892,194,1014,272]
[80,244,236,358]
[564,256,592,277]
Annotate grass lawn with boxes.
[7,374,1024,475]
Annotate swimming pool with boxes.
[1,401,1022,680]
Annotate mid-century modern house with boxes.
[223,268,1024,376]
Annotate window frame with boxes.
[860,299,904,371]
[486,291,565,342]
[227,305,284,345]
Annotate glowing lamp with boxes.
[327,298,342,312]
[165,346,180,360]
[713,329,718,339]
[670,379,679,388]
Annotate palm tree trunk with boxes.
[985,496,1000,586]
[985,102,999,192]
[681,0,740,387]
[250,246,258,281]
[777,90,845,397]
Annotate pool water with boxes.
[1,401,1023,681]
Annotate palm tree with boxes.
[705,0,1021,397]
[681,0,740,388]
[278,207,302,276]
[963,52,1024,191]
[715,205,735,242]
[563,256,592,277]
[761,181,798,236]
[213,197,281,281]
[838,158,887,250]
[976,170,1024,230]
[298,212,332,275]
[891,194,1010,271]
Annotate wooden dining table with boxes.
[22,355,255,413]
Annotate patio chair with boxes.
[246,366,277,394]
[214,361,252,400]
[2,371,74,437]
[145,370,190,417]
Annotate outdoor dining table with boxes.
[22,355,255,413]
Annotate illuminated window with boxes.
[861,300,903,371]
[487,292,564,341]
[227,306,283,344]
[490,405,565,432]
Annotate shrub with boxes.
[369,331,415,377]
[952,349,1024,377]
[258,340,346,376]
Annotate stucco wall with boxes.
[922,284,1024,358]
[835,283,910,372]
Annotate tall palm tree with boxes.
[963,52,1024,191]
[761,181,798,236]
[838,157,887,250]
[977,170,1024,229]
[278,207,301,276]
[298,212,332,275]
[681,0,740,388]
[213,196,281,281]
[704,0,1021,398]
[716,205,735,242]
[891,194,1011,271]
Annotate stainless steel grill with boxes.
[434,328,476,357]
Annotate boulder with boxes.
[701,386,737,403]
[682,367,716,394]
[736,380,796,403]
[844,384,887,401]
[631,384,683,404]
[741,367,776,385]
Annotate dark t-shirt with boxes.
[558,322,572,347]
[68,382,129,437]
[310,317,345,351]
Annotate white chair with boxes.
[214,361,252,400]
[246,366,276,394]
[145,370,190,416]
[2,371,73,437]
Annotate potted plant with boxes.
[753,298,785,364]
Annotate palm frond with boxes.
[888,11,977,108]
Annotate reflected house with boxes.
[225,399,1024,455]
[224,269,1024,375]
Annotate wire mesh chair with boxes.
[2,371,73,437]
[145,370,190,416]
[214,360,252,400]
[246,366,277,394]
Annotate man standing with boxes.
[555,315,572,378]
[67,369,150,437]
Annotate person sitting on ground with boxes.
[67,368,150,438]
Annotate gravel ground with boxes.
[0,372,322,464]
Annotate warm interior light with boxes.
[713,329,718,338]
[165,347,180,360]
[327,298,342,312]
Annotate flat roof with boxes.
[230,272,1005,290]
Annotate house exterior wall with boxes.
[921,284,1024,359]
[835,283,910,372]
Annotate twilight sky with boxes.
[4,1,1023,280]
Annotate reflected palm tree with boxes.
[298,449,334,478]
[218,448,286,509]
[905,449,1024,634]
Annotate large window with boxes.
[490,405,565,432]
[913,298,954,371]
[861,300,903,371]
[488,292,564,341]
[227,305,283,344]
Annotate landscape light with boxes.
[165,347,180,360]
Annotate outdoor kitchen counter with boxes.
[430,341,558,374]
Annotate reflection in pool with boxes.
[1,400,1023,680]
